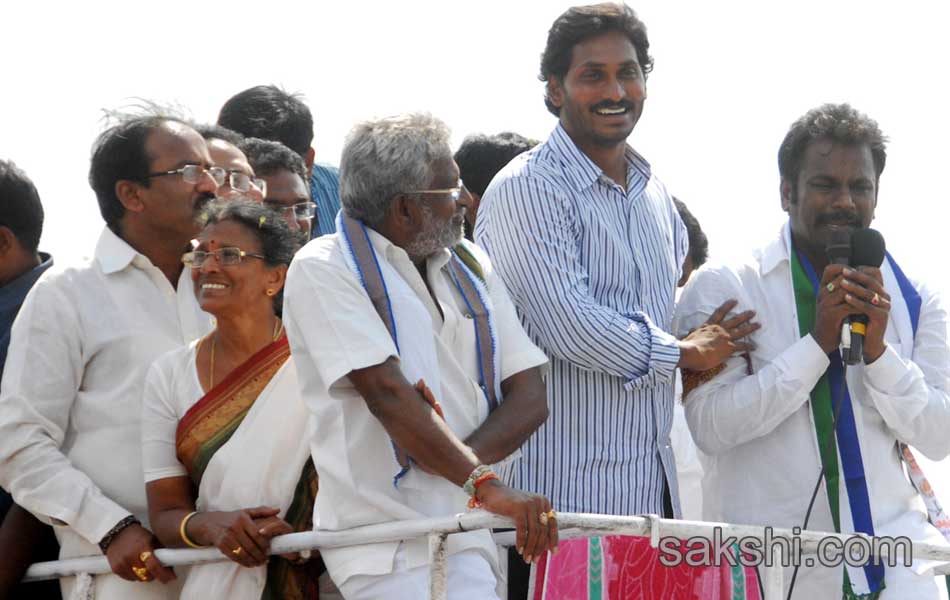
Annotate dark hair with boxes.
[218,85,314,158]
[454,132,539,197]
[200,199,296,268]
[88,116,188,229]
[540,3,653,116]
[778,103,888,188]
[194,123,245,146]
[0,159,44,253]
[672,197,708,269]
[200,199,296,314]
[240,137,309,187]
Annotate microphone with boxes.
[845,228,886,364]
[826,230,854,359]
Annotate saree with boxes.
[529,535,763,600]
[175,336,321,600]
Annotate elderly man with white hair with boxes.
[282,113,558,599]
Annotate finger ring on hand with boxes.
[139,551,152,563]
[871,292,881,306]
[545,509,557,520]
[826,282,835,293]
[132,566,149,581]
[539,512,549,525]
[232,546,243,556]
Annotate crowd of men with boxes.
[1,2,948,599]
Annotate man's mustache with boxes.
[816,211,860,227]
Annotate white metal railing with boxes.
[23,512,950,599]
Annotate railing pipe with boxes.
[24,513,950,584]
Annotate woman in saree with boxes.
[141,199,324,599]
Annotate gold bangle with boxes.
[179,511,203,549]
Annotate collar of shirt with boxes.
[757,222,793,277]
[0,252,53,314]
[546,123,653,193]
[363,226,452,273]
[362,226,454,329]
[94,226,145,274]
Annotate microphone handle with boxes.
[845,314,869,365]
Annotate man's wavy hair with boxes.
[778,103,888,193]
[540,3,653,116]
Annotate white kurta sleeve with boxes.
[0,279,131,544]
[283,252,398,392]
[861,283,950,460]
[673,265,830,455]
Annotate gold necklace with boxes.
[208,317,282,389]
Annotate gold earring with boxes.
[266,289,275,297]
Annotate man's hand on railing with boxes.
[105,523,176,584]
[474,479,558,563]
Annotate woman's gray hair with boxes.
[339,113,453,228]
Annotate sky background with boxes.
[5,0,950,495]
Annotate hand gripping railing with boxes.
[23,512,950,600]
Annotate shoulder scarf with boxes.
[175,336,322,600]
[792,248,924,598]
[336,212,501,485]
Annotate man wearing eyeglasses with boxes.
[283,113,556,599]
[240,137,316,242]
[195,125,265,203]
[0,116,215,599]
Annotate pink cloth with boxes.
[530,535,763,600]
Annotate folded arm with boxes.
[861,284,950,459]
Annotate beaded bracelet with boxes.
[98,515,140,553]
[179,511,204,549]
[462,465,493,497]
[681,363,727,399]
[467,472,500,509]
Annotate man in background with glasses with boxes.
[196,125,266,203]
[241,137,316,242]
[218,85,341,238]
[0,116,215,598]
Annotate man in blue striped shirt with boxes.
[477,2,752,527]
[218,85,341,237]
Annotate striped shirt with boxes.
[310,162,342,237]
[474,124,688,516]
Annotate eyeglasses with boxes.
[264,201,316,221]
[182,247,266,268]
[403,179,463,202]
[224,170,268,196]
[143,165,266,195]
[145,164,227,186]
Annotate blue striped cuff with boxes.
[622,312,681,391]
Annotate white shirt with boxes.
[670,377,704,521]
[673,225,950,598]
[0,227,211,552]
[283,230,548,587]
